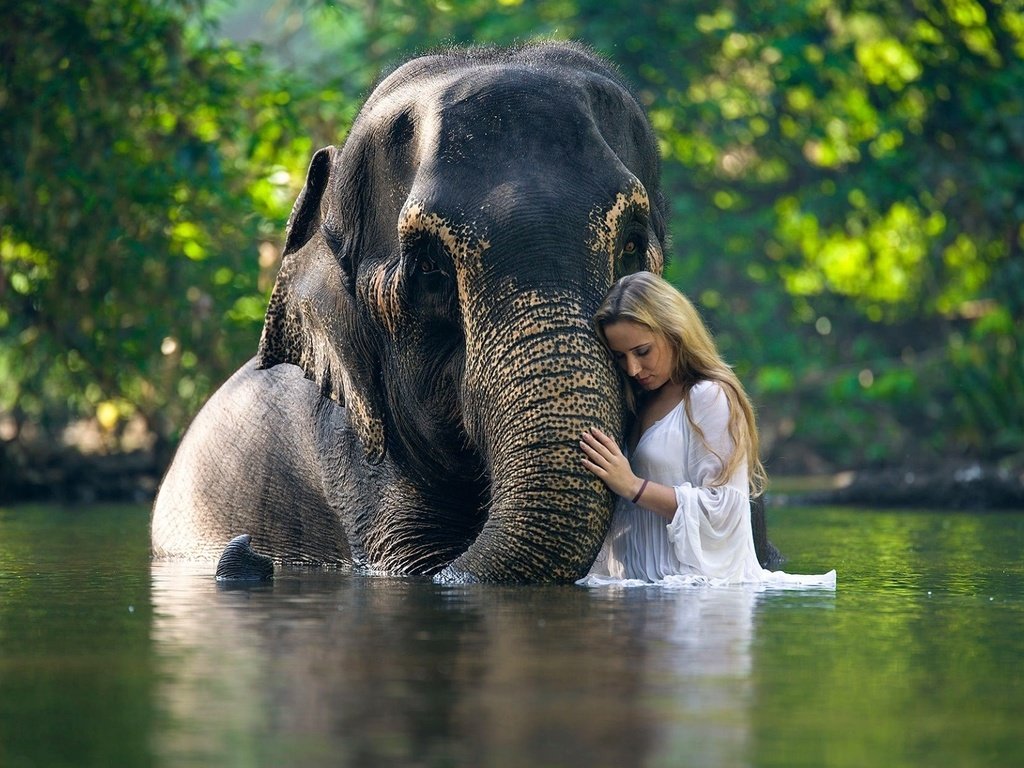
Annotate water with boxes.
[0,504,1021,767]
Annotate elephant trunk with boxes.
[438,290,624,583]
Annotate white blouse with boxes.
[580,380,836,589]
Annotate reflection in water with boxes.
[3,506,1021,767]
[646,588,757,766]
[151,564,773,766]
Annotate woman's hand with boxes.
[580,427,642,500]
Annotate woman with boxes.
[579,272,835,588]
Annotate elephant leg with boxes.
[751,496,783,568]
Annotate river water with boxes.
[0,503,1021,767]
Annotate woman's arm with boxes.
[580,382,746,520]
[579,428,679,520]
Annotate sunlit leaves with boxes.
[779,197,947,313]
[169,220,209,261]
[756,365,798,395]
[937,235,995,315]
[227,295,270,325]
[0,233,52,297]
[854,33,923,90]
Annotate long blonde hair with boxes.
[594,271,767,497]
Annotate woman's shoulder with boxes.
[687,379,731,420]
[689,379,726,404]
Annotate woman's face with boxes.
[602,321,674,392]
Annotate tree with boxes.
[0,0,349,447]
[3,0,1021,474]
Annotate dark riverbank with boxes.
[3,437,1022,511]
[782,461,1024,511]
[0,442,167,505]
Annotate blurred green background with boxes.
[2,0,1022,496]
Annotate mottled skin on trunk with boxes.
[443,285,624,582]
[152,43,778,583]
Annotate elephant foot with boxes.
[760,539,785,569]
[216,534,275,581]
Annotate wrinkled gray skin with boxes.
[152,43,770,583]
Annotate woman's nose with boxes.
[626,357,641,376]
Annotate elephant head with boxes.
[257,43,667,583]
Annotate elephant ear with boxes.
[647,188,669,276]
[257,146,387,465]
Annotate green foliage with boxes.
[949,303,1024,455]
[0,0,350,442]
[555,0,1024,466]
[2,0,1022,470]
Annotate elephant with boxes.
[151,42,776,583]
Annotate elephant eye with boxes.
[615,230,647,280]
[622,234,645,256]
[404,234,450,284]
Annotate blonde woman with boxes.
[579,272,835,587]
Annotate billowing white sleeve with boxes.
[664,382,762,582]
